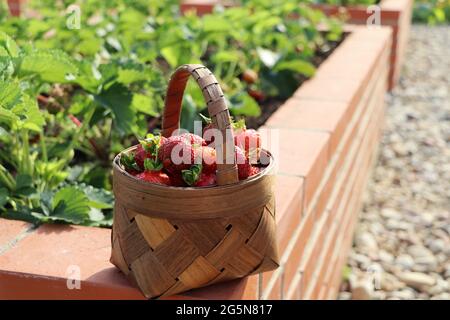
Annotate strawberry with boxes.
[180,132,206,146]
[241,69,258,84]
[136,171,171,186]
[195,173,217,187]
[248,88,265,102]
[203,123,216,146]
[134,134,166,170]
[249,166,261,177]
[120,152,141,174]
[134,144,150,170]
[158,136,200,175]
[234,128,261,164]
[169,173,187,187]
[235,146,252,180]
[200,146,217,174]
[199,114,216,146]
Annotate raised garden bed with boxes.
[0,25,392,299]
[180,0,412,90]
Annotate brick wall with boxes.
[0,27,392,300]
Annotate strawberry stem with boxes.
[181,164,202,186]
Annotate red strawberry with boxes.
[120,152,141,174]
[234,129,261,164]
[169,173,187,187]
[199,114,215,146]
[159,136,200,175]
[134,135,166,170]
[195,173,216,187]
[235,146,252,180]
[134,144,150,170]
[180,132,206,146]
[203,123,216,145]
[249,166,261,177]
[248,88,265,102]
[201,146,216,174]
[136,171,171,186]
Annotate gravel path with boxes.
[339,25,450,300]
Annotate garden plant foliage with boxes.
[310,0,450,24]
[0,0,342,226]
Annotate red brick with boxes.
[282,209,316,297]
[260,269,282,300]
[0,218,31,247]
[266,99,350,157]
[275,175,305,254]
[258,127,330,209]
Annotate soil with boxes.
[246,36,345,129]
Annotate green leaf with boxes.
[0,107,18,125]
[19,49,78,83]
[0,80,21,109]
[74,183,114,210]
[0,187,8,207]
[95,83,134,135]
[161,45,180,68]
[51,187,90,224]
[202,15,229,32]
[131,93,158,116]
[230,93,261,117]
[274,60,316,77]
[117,68,147,85]
[15,174,32,189]
[3,206,40,224]
[0,32,20,58]
[212,50,241,63]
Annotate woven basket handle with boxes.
[162,64,239,186]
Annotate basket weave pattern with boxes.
[111,64,279,298]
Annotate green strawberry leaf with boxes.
[51,187,90,224]
[95,83,135,136]
[274,59,316,77]
[19,49,79,83]
[0,80,21,109]
[0,32,20,58]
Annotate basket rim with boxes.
[113,144,275,191]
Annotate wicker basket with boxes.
[111,64,279,299]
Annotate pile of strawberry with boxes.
[120,121,263,187]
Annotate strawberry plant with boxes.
[0,0,344,226]
[0,32,113,226]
